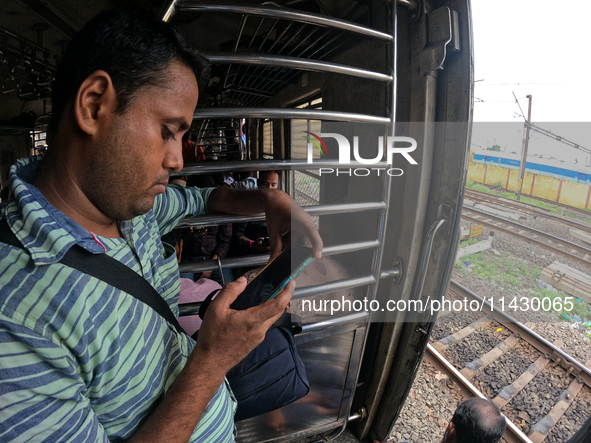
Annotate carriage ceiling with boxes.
[0,0,374,122]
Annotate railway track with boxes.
[427,280,591,443]
[461,207,591,268]
[464,189,591,235]
[465,185,591,219]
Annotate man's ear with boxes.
[74,70,116,136]
[443,422,456,442]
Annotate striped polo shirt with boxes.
[0,156,237,442]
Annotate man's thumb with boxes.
[214,276,247,307]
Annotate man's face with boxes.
[259,172,279,189]
[82,60,198,220]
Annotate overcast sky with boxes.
[470,1,591,165]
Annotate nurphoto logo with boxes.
[303,131,418,176]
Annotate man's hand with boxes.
[200,270,213,279]
[239,235,270,253]
[208,186,323,261]
[261,189,322,260]
[126,277,294,443]
[193,276,295,374]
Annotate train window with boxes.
[262,120,273,158]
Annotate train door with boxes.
[163,0,473,441]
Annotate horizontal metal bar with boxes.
[193,108,391,124]
[300,311,369,334]
[396,0,418,11]
[196,135,238,141]
[324,240,380,254]
[294,275,375,300]
[177,2,392,41]
[178,240,380,273]
[176,213,264,228]
[179,253,269,273]
[298,169,320,179]
[180,296,373,323]
[305,202,386,216]
[380,268,400,279]
[176,202,385,228]
[206,53,392,82]
[0,25,51,56]
[181,307,370,330]
[176,159,389,175]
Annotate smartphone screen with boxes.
[230,245,314,311]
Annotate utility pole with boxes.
[516,94,532,201]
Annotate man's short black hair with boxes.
[452,398,506,443]
[50,9,209,133]
[259,170,280,179]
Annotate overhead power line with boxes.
[528,124,591,156]
[512,92,527,123]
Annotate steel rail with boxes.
[205,53,392,82]
[462,208,591,264]
[465,189,552,213]
[525,194,591,217]
[468,183,591,219]
[425,344,533,443]
[193,107,391,124]
[461,213,591,268]
[449,279,591,388]
[465,189,591,235]
[176,2,393,41]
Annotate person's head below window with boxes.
[442,398,506,443]
[258,170,279,189]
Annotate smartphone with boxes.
[230,244,314,311]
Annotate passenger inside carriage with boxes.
[232,170,281,258]
[0,8,322,443]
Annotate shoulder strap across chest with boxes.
[0,218,184,335]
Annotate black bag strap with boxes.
[0,218,185,335]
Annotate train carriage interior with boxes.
[0,0,473,441]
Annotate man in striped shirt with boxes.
[0,9,322,443]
